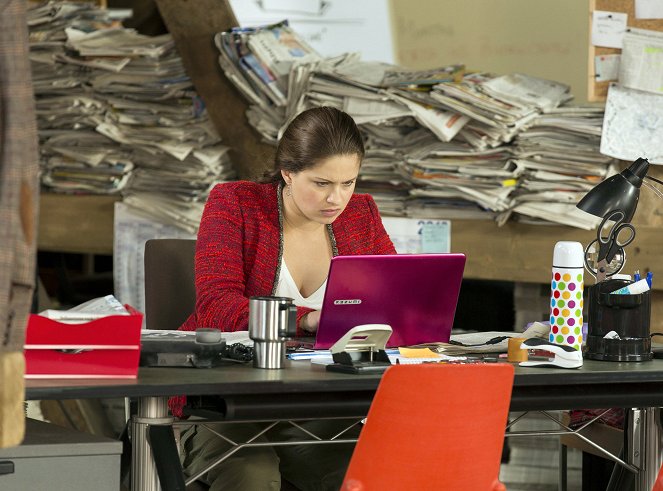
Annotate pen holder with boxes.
[586,279,652,362]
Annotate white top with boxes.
[274,258,326,310]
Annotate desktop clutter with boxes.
[508,157,657,368]
[575,157,655,362]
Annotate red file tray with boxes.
[24,311,143,379]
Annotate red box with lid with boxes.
[24,310,143,378]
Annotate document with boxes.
[601,84,663,164]
[636,0,663,19]
[381,217,450,254]
[619,28,663,94]
[40,295,129,323]
[595,54,621,82]
[114,203,196,312]
[591,11,629,49]
[390,92,469,142]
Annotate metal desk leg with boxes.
[558,440,567,491]
[626,407,663,490]
[132,396,172,491]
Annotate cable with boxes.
[643,178,663,200]
[448,335,512,347]
[224,343,254,362]
[645,174,663,187]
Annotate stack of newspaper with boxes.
[219,19,615,228]
[427,72,573,149]
[401,142,516,220]
[213,20,607,227]
[507,106,615,228]
[28,2,235,232]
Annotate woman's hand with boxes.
[301,310,321,334]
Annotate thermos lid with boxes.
[553,241,584,268]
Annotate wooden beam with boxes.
[451,220,663,287]
[155,0,275,180]
[38,193,118,255]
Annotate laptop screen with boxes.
[314,253,466,349]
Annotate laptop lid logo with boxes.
[333,299,362,305]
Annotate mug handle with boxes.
[280,304,298,338]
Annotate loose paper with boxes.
[619,28,663,94]
[601,84,663,164]
[382,217,451,254]
[591,11,628,48]
[636,0,663,19]
[113,202,196,315]
[595,54,621,82]
[421,221,451,253]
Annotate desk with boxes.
[25,360,663,490]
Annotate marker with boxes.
[609,278,650,295]
[647,271,653,288]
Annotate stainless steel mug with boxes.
[248,296,297,369]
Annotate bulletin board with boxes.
[589,0,663,101]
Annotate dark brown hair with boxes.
[261,106,364,184]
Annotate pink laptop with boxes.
[314,253,466,349]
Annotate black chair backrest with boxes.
[144,239,197,330]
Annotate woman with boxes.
[173,106,396,491]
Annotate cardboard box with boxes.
[24,312,142,378]
[560,412,623,458]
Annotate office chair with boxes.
[654,462,663,491]
[134,239,197,490]
[341,364,514,491]
[144,238,197,330]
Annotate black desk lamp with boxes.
[576,157,650,221]
[576,157,657,361]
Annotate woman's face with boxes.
[282,154,361,225]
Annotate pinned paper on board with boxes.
[591,10,628,48]
[601,84,663,164]
[636,0,663,20]
[594,54,620,82]
[619,28,663,94]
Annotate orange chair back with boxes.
[342,363,514,491]
[653,462,663,491]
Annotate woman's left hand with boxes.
[301,310,321,333]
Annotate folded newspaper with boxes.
[39,295,130,323]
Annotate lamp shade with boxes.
[576,157,649,221]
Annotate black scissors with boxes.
[592,209,636,281]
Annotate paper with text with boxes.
[619,28,663,94]
[592,11,628,49]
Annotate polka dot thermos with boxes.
[550,241,584,351]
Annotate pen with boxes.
[634,270,641,282]
[647,271,653,288]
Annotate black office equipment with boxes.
[326,325,392,374]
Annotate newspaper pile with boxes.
[214,21,608,228]
[508,106,617,228]
[28,1,235,232]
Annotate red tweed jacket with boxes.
[179,180,396,336]
[170,181,395,418]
